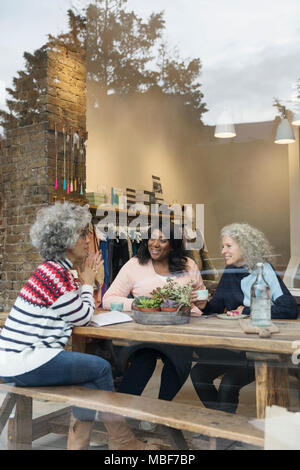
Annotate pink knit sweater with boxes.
[102,256,205,312]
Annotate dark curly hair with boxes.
[136,222,188,275]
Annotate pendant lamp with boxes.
[274,117,295,144]
[291,112,300,126]
[214,111,236,138]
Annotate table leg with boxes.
[209,437,217,450]
[72,334,87,353]
[248,353,290,419]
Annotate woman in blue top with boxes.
[190,222,298,414]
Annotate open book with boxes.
[90,311,133,327]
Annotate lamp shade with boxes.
[214,111,236,138]
[274,118,295,144]
[291,112,300,126]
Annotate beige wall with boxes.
[86,92,290,270]
[197,126,290,270]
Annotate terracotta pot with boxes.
[160,307,178,312]
[139,307,160,312]
[178,306,190,316]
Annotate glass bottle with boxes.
[250,262,272,327]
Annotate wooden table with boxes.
[2,310,299,419]
[73,313,300,419]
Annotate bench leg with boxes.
[209,437,217,450]
[8,396,33,450]
[0,393,17,437]
[162,426,189,450]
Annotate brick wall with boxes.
[0,138,3,310]
[47,42,87,201]
[0,41,87,310]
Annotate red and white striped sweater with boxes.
[0,258,94,376]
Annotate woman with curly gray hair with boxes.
[0,201,156,451]
[220,222,273,271]
[190,222,298,424]
[29,201,93,261]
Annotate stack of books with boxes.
[126,188,136,209]
[86,192,106,206]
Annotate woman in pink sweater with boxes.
[103,222,206,401]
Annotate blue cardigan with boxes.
[204,263,298,319]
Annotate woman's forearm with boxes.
[102,294,134,312]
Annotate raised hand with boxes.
[78,252,103,286]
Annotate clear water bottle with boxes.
[250,262,272,327]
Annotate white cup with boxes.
[196,289,209,300]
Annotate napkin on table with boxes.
[239,318,280,338]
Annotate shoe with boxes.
[101,412,160,450]
[67,414,94,450]
[191,433,211,450]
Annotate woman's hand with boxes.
[190,290,208,310]
[78,252,103,286]
[190,283,210,310]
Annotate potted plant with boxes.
[160,299,179,312]
[133,280,194,325]
[151,278,194,314]
[175,282,194,315]
[133,296,149,311]
[134,297,161,312]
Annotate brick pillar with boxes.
[0,138,4,310]
[0,41,87,310]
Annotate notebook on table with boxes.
[91,311,133,327]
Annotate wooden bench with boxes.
[0,382,264,450]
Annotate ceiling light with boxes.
[274,118,295,144]
[291,112,300,126]
[214,111,236,138]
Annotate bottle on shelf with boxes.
[250,262,272,327]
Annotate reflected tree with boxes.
[0,10,85,131]
[272,98,286,118]
[0,1,208,132]
[0,47,48,130]
[85,0,207,120]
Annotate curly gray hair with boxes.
[30,202,92,260]
[220,223,273,271]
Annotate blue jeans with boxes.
[0,350,114,421]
